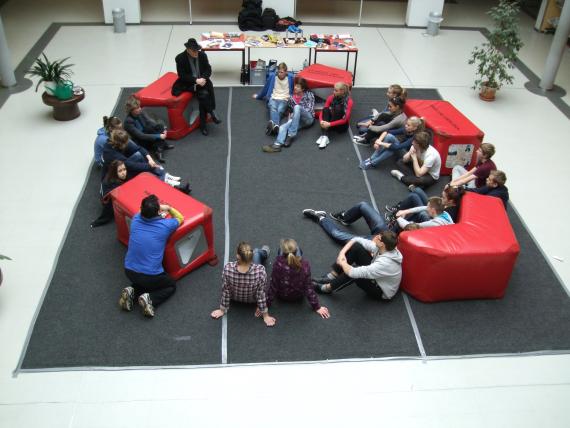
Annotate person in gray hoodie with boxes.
[314,231,403,301]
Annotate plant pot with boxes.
[479,84,497,101]
[54,81,74,100]
[44,81,57,96]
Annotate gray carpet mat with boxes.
[20,87,570,370]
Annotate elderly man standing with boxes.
[172,38,221,136]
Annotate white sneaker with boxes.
[318,136,330,149]
[315,135,324,145]
[352,135,366,143]
[390,170,404,181]
[165,173,181,182]
[371,108,379,117]
[165,177,181,187]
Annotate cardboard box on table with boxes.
[404,100,484,176]
[110,173,218,280]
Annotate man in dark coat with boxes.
[172,38,221,136]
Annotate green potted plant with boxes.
[468,0,523,101]
[27,53,74,98]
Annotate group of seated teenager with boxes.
[254,62,353,152]
[90,97,191,228]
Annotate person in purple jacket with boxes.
[266,239,330,319]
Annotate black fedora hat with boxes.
[184,38,201,51]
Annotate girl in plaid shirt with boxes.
[211,242,276,327]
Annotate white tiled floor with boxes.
[1,0,569,426]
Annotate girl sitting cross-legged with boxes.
[316,81,353,150]
[355,84,407,135]
[359,116,425,170]
[266,239,330,319]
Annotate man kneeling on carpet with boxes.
[313,231,402,301]
[119,195,184,318]
[211,242,276,327]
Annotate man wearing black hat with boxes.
[172,38,221,136]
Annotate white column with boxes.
[0,14,16,87]
[539,0,570,90]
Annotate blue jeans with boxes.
[127,152,166,181]
[319,201,387,245]
[267,98,288,125]
[253,247,269,265]
[399,190,430,223]
[367,134,407,167]
[275,105,314,144]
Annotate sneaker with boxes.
[262,144,282,153]
[318,136,330,149]
[313,273,336,284]
[391,170,404,181]
[352,134,365,142]
[315,135,325,145]
[261,245,271,259]
[138,293,155,318]
[371,108,380,117]
[283,135,295,148]
[385,204,399,214]
[353,138,370,146]
[313,281,332,294]
[408,184,417,192]
[165,177,181,187]
[330,211,349,226]
[384,211,396,222]
[265,120,274,136]
[359,159,374,170]
[119,286,134,312]
[272,124,280,135]
[165,173,181,182]
[302,208,326,222]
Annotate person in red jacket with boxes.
[316,81,353,150]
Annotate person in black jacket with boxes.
[123,96,174,164]
[90,160,128,228]
[172,38,221,136]
[467,170,509,209]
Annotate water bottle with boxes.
[302,58,309,69]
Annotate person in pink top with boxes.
[316,82,353,150]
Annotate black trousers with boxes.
[321,107,348,136]
[396,158,437,189]
[91,201,114,227]
[329,243,386,300]
[172,80,216,129]
[125,268,176,307]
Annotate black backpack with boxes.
[238,0,264,31]
[261,8,279,31]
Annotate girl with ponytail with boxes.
[266,239,330,319]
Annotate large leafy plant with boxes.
[27,53,74,92]
[468,0,523,90]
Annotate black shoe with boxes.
[162,142,175,150]
[302,208,326,222]
[177,182,192,195]
[312,281,332,294]
[201,127,208,136]
[156,152,166,163]
[384,212,396,222]
[330,211,349,226]
[283,135,295,148]
[272,124,279,135]
[265,120,274,136]
[210,111,222,124]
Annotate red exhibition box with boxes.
[110,173,218,280]
[404,100,484,176]
[134,72,199,140]
[296,63,353,90]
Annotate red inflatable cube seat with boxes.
[398,192,519,302]
[134,72,199,140]
[297,63,353,90]
[404,100,484,176]
[110,173,218,280]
